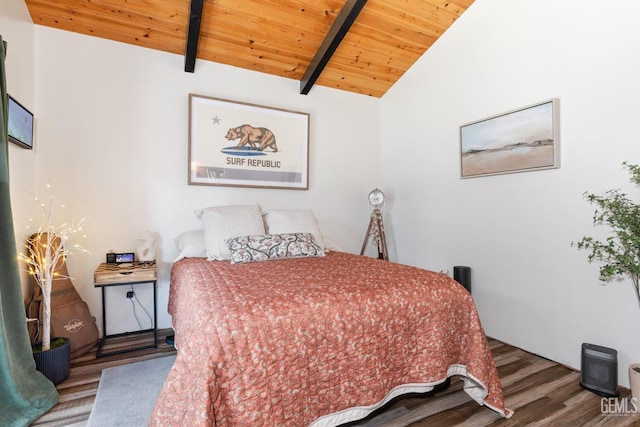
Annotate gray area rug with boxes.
[87,355,176,427]
[87,354,404,427]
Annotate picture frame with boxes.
[460,98,560,178]
[7,94,34,149]
[188,94,310,190]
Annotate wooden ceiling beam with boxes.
[185,0,205,73]
[25,0,474,98]
[299,0,368,95]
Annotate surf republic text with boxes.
[226,157,281,169]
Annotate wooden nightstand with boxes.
[94,262,157,357]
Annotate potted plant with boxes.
[19,186,88,384]
[574,161,640,398]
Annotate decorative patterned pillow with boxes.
[227,232,326,264]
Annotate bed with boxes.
[150,249,511,426]
[150,205,511,425]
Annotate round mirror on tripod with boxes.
[361,188,389,260]
[368,188,385,210]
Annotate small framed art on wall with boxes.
[8,94,34,149]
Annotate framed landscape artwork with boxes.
[188,94,310,190]
[7,94,34,149]
[460,98,560,178]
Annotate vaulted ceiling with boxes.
[24,0,474,98]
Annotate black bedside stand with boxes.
[94,262,157,358]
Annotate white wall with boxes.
[2,0,37,297]
[381,0,640,387]
[24,27,380,335]
[1,1,34,128]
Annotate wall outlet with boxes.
[126,291,134,298]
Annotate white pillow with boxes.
[173,230,206,262]
[263,209,325,249]
[195,204,265,260]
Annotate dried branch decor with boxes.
[18,185,88,351]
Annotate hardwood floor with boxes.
[347,339,640,426]
[31,331,640,426]
[31,328,177,427]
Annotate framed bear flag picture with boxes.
[188,94,310,190]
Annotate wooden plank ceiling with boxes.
[24,0,474,98]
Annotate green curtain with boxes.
[0,36,59,426]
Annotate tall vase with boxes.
[629,363,640,401]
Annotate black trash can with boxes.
[453,266,471,294]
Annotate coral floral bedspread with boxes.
[150,251,511,426]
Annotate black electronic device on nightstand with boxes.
[106,252,135,264]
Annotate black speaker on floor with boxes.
[453,266,471,294]
[580,343,619,397]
